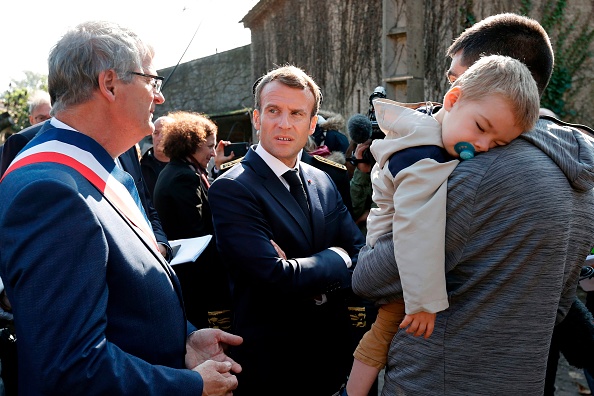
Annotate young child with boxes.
[344,54,540,396]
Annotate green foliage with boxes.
[519,0,532,17]
[1,71,48,131]
[459,1,477,29]
[538,0,594,118]
[3,87,30,131]
[541,66,573,117]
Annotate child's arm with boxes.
[399,311,436,338]
[347,300,405,396]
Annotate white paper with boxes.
[169,235,212,265]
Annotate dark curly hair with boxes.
[160,111,217,160]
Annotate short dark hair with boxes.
[253,65,322,117]
[447,13,554,95]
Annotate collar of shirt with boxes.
[50,117,77,132]
[255,144,303,191]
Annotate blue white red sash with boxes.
[1,129,159,252]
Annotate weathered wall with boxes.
[244,0,384,117]
[419,0,594,125]
[156,45,253,118]
[160,0,593,130]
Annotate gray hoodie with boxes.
[354,118,594,395]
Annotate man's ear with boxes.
[443,86,462,111]
[98,69,117,102]
[253,108,261,130]
[309,115,318,136]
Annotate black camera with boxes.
[368,86,387,140]
[347,86,387,165]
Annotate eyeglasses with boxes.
[129,71,164,93]
[34,114,51,123]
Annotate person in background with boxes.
[209,139,241,180]
[0,90,52,173]
[141,115,172,198]
[0,20,241,394]
[349,140,374,235]
[312,111,350,155]
[352,13,594,394]
[153,110,232,331]
[0,89,52,396]
[27,90,51,126]
[344,55,540,396]
[209,65,365,396]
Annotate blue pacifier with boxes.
[454,142,475,160]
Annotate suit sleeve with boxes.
[209,175,354,299]
[0,176,201,394]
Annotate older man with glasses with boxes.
[27,90,52,126]
[0,20,242,395]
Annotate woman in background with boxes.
[153,111,232,331]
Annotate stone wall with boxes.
[156,45,255,144]
[161,0,593,133]
[243,0,384,118]
[419,0,594,125]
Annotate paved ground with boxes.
[554,355,591,395]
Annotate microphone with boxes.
[347,114,373,144]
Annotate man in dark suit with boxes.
[209,65,365,396]
[0,20,241,394]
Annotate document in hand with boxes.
[169,235,212,265]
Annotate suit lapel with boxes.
[245,150,314,245]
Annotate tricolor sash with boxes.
[1,128,159,253]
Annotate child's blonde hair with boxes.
[451,54,540,132]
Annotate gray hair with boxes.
[27,90,51,114]
[48,20,154,114]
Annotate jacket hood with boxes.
[521,119,594,192]
[370,98,443,168]
[318,109,346,132]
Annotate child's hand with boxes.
[399,311,436,338]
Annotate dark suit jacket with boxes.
[209,147,365,396]
[301,151,353,216]
[153,158,212,240]
[153,158,232,329]
[0,123,170,253]
[140,147,168,199]
[0,125,201,393]
[0,123,42,176]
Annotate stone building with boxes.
[157,0,593,144]
[155,45,254,144]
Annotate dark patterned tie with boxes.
[282,169,310,219]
